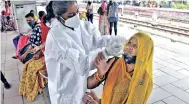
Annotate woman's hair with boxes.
[38,11,46,20]
[43,15,48,24]
[45,1,55,23]
[45,1,77,22]
[109,0,113,5]
[87,1,92,6]
[30,10,34,13]
[25,13,34,18]
[6,16,10,20]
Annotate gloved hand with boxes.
[113,35,127,45]
[102,42,124,60]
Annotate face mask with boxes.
[60,14,80,29]
[123,53,136,64]
[27,21,35,28]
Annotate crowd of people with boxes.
[85,0,119,36]
[1,1,15,32]
[0,8,49,101]
[1,10,16,32]
[17,10,49,101]
[1,0,154,104]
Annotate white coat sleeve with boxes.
[85,21,113,49]
[45,45,101,76]
[45,30,101,76]
[85,21,126,49]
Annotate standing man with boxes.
[107,0,119,35]
[86,1,94,23]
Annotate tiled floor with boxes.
[153,101,166,104]
[172,78,189,90]
[1,17,189,104]
[178,70,189,76]
[161,84,189,103]
[163,96,187,104]
[148,88,172,104]
[154,74,178,86]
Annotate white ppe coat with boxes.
[45,19,118,104]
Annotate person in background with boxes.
[38,11,46,21]
[5,1,9,15]
[12,12,38,59]
[107,0,119,35]
[18,13,42,62]
[5,1,12,16]
[5,16,16,31]
[86,1,93,23]
[8,1,12,16]
[38,11,50,48]
[147,0,152,7]
[83,32,154,104]
[99,0,109,35]
[1,10,7,32]
[19,12,48,102]
[36,10,50,78]
[1,71,11,89]
[25,12,41,47]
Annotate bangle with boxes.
[94,72,104,82]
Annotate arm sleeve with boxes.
[85,21,113,49]
[89,21,126,50]
[30,26,42,46]
[45,30,102,76]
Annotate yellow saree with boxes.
[101,32,154,104]
[19,57,47,102]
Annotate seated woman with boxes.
[38,11,50,49]
[83,32,154,104]
[18,13,42,63]
[19,13,50,102]
[5,16,16,31]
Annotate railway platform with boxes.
[1,3,189,104]
[1,18,189,103]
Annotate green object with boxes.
[97,7,104,15]
[171,3,189,9]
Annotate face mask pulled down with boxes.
[123,53,136,64]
